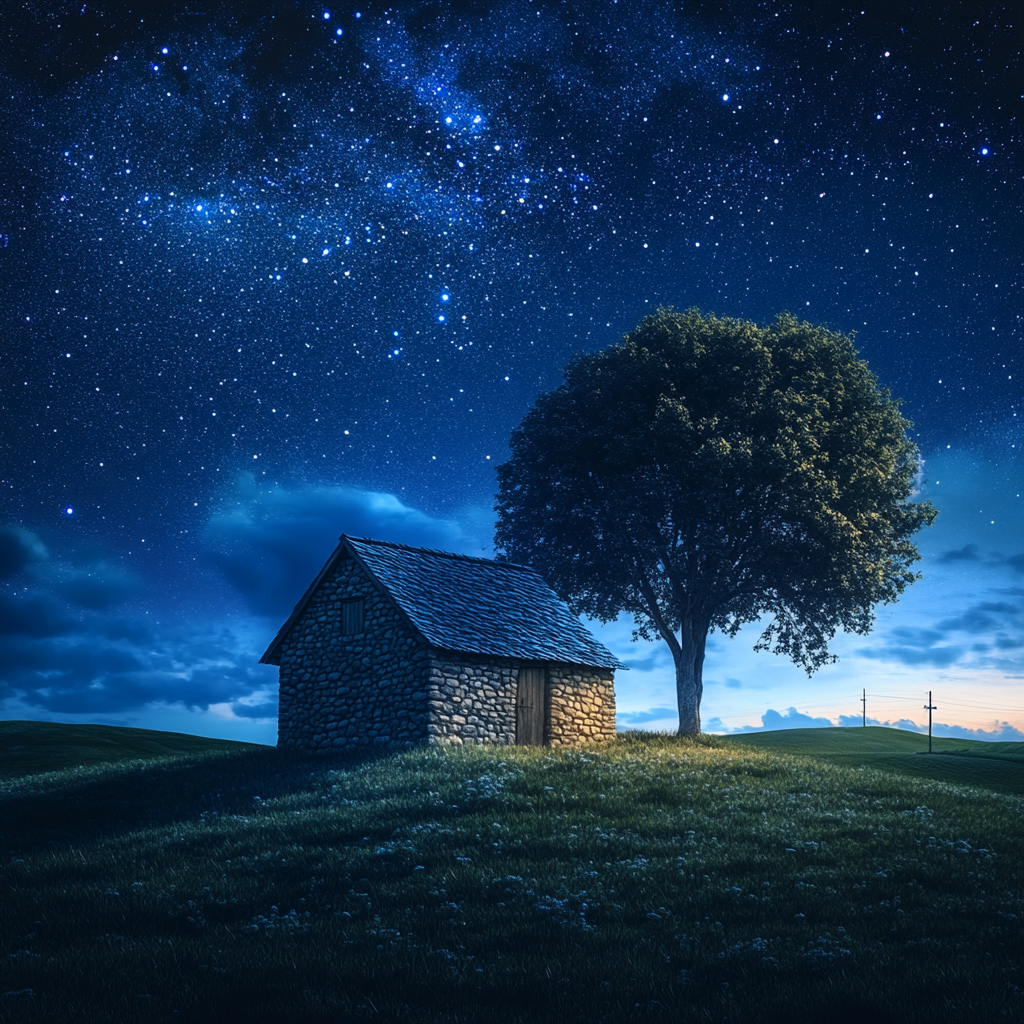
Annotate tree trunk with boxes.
[675,615,708,738]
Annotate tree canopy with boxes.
[494,308,937,736]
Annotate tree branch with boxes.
[636,574,682,662]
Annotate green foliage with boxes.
[495,308,937,734]
[1,724,1021,1023]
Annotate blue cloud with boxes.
[927,542,1022,576]
[888,626,945,646]
[858,643,966,668]
[857,596,1023,670]
[751,707,835,731]
[0,525,48,578]
[0,617,272,716]
[937,601,1022,635]
[617,707,677,726]
[931,720,1024,741]
[0,520,275,716]
[709,707,837,732]
[994,635,1024,650]
[0,592,74,638]
[203,477,485,617]
[0,526,143,612]
[838,715,880,728]
[0,489,489,719]
[936,543,982,563]
[48,562,142,610]
[837,715,1024,741]
[619,648,672,672]
[230,698,279,720]
[634,706,839,733]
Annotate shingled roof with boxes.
[261,535,622,670]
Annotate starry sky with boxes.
[1,0,1021,742]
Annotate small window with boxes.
[340,598,365,636]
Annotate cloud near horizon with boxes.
[620,705,1024,742]
[835,714,1024,741]
[0,481,488,719]
[714,707,836,732]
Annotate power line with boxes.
[870,693,929,700]
[854,692,1024,713]
[853,689,1024,736]
[940,698,1024,713]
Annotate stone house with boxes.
[260,535,621,751]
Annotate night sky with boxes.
[2,0,1020,741]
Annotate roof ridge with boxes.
[263,533,621,669]
[343,535,535,571]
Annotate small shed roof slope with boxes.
[261,535,622,670]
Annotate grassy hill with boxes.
[1,723,1021,1023]
[719,726,1024,795]
[0,720,258,778]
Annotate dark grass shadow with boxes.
[0,746,390,855]
[0,720,256,778]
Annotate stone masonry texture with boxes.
[274,551,616,752]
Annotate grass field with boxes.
[0,720,256,778]
[720,726,1024,796]
[1,723,1021,1023]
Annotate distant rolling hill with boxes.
[719,726,1023,795]
[2,719,1020,795]
[0,720,262,778]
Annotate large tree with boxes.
[494,308,937,736]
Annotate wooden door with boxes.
[516,665,546,746]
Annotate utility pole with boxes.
[924,691,937,753]
[862,688,866,727]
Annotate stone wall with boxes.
[546,665,617,746]
[423,657,616,747]
[276,552,431,752]
[426,652,518,745]
[274,551,617,750]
